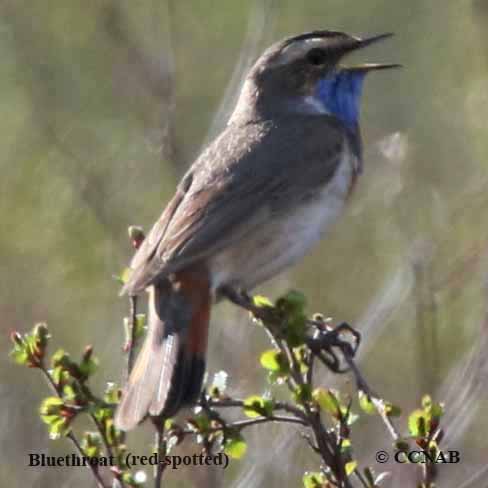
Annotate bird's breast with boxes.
[209,145,358,292]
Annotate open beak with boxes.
[341,33,401,72]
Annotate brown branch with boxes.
[219,287,355,487]
[233,285,401,445]
[220,286,411,487]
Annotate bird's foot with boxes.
[307,321,361,373]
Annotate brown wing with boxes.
[122,116,349,295]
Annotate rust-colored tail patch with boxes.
[114,264,211,431]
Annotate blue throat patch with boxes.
[315,71,366,130]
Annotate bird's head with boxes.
[231,31,399,129]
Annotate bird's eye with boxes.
[306,48,327,66]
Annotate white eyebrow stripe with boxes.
[277,38,327,65]
[281,37,326,52]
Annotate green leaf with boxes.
[260,349,288,373]
[285,314,307,347]
[408,409,429,437]
[345,460,358,476]
[48,416,71,439]
[39,397,72,438]
[358,390,376,415]
[51,349,71,368]
[93,405,113,424]
[51,366,68,386]
[40,397,64,416]
[243,396,273,418]
[62,384,77,401]
[312,388,339,417]
[105,418,116,445]
[81,432,102,458]
[124,314,147,343]
[9,326,49,367]
[252,295,274,308]
[224,433,247,459]
[41,414,62,426]
[430,402,444,421]
[10,346,29,366]
[134,313,147,339]
[115,267,132,285]
[187,412,211,433]
[344,409,359,426]
[103,382,120,404]
[293,345,309,374]
[79,355,98,379]
[302,471,326,488]
[340,438,352,454]
[277,290,307,313]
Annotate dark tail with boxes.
[114,267,211,431]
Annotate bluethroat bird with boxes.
[115,30,399,430]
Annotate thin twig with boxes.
[226,415,307,430]
[354,469,370,488]
[220,286,275,322]
[207,398,307,421]
[68,432,108,488]
[181,414,308,437]
[281,339,303,388]
[89,414,116,461]
[152,418,166,488]
[126,295,138,378]
[306,346,315,385]
[343,355,401,442]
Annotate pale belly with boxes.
[209,153,355,291]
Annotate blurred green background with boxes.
[2,1,488,486]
